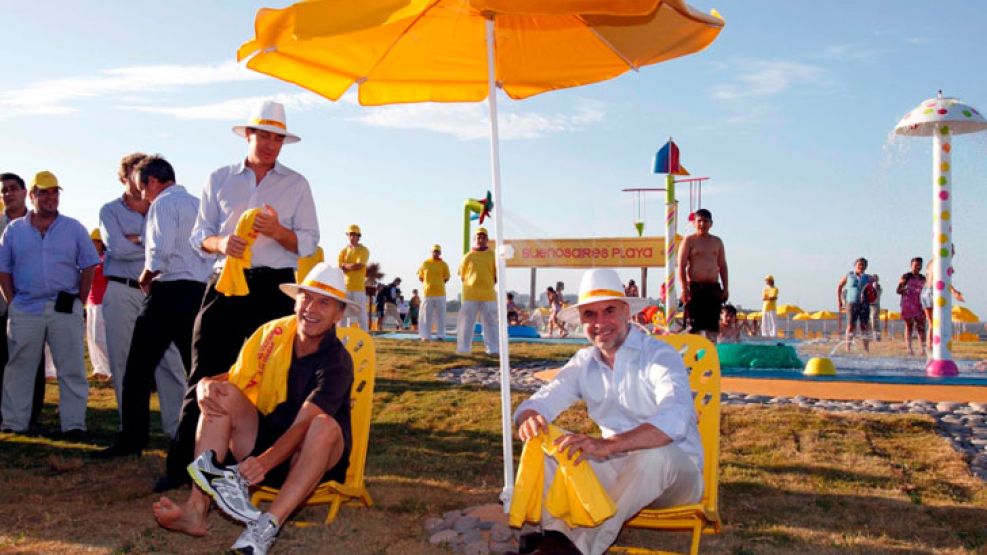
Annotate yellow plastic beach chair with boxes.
[250,326,376,526]
[612,333,721,555]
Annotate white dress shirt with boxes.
[145,185,212,283]
[190,159,319,271]
[515,326,703,472]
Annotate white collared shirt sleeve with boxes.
[642,346,696,443]
[290,175,319,258]
[514,352,587,423]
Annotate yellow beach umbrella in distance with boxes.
[776,304,805,316]
[735,312,746,320]
[237,0,725,508]
[747,311,761,319]
[952,305,979,324]
[793,312,811,334]
[810,309,837,334]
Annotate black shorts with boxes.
[238,410,350,488]
[687,282,723,333]
[847,302,870,330]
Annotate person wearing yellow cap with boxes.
[761,275,778,337]
[457,227,499,354]
[84,228,111,381]
[0,171,101,435]
[338,224,370,330]
[512,269,703,555]
[417,244,450,341]
[152,262,357,555]
[162,100,320,493]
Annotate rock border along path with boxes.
[438,364,987,482]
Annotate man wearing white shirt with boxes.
[513,269,704,555]
[94,156,212,459]
[159,100,320,492]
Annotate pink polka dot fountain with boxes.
[895,91,987,377]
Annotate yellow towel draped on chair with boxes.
[509,424,616,528]
[216,208,261,296]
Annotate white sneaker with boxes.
[187,449,261,524]
[230,512,280,555]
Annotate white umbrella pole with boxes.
[486,16,515,511]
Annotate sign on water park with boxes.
[503,237,666,268]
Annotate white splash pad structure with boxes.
[894,91,987,377]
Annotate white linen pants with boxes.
[101,281,185,437]
[761,310,777,337]
[343,290,368,331]
[419,296,447,340]
[2,301,88,432]
[86,303,111,377]
[456,300,499,354]
[540,444,703,555]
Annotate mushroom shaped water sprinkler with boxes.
[894,91,987,377]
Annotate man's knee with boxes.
[306,413,342,447]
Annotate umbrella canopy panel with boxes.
[238,0,724,105]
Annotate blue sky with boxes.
[2,1,986,319]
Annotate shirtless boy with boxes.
[677,208,729,342]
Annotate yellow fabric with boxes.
[296,246,325,282]
[236,0,724,106]
[338,244,370,292]
[459,249,496,302]
[417,258,450,298]
[216,208,261,297]
[509,424,616,528]
[761,286,778,312]
[228,315,297,415]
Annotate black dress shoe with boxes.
[531,531,582,555]
[58,429,90,442]
[153,473,190,493]
[517,531,546,554]
[91,442,142,459]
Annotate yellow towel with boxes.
[216,208,261,296]
[509,424,617,528]
[228,315,296,415]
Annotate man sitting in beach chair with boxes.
[152,263,358,555]
[510,269,704,555]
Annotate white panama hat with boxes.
[280,263,361,309]
[232,100,301,144]
[558,268,652,325]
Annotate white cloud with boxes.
[818,43,886,64]
[351,99,605,140]
[123,92,326,121]
[0,61,261,118]
[709,59,826,101]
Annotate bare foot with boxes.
[153,495,208,537]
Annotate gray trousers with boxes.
[343,290,368,331]
[541,444,703,555]
[101,281,185,437]
[2,300,87,432]
[456,300,499,354]
[419,296,447,340]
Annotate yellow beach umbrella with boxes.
[735,312,746,320]
[793,313,811,320]
[776,304,805,316]
[237,0,725,507]
[747,311,761,319]
[810,310,837,320]
[952,305,979,324]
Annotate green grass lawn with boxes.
[1,338,985,554]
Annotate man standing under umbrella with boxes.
[158,99,320,492]
[457,227,498,355]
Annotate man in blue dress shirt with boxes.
[94,156,212,458]
[0,171,99,435]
